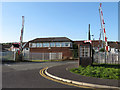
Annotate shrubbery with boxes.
[70,65,119,80]
[99,48,105,52]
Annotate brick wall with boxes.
[30,47,73,59]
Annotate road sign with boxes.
[84,40,92,43]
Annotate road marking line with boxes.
[4,64,11,66]
[39,67,94,89]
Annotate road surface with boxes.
[2,61,90,89]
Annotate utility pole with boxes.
[88,24,91,40]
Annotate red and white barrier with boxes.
[99,3,108,52]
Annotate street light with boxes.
[91,35,94,40]
[91,35,94,49]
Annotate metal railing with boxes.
[94,52,119,64]
[23,52,62,61]
[1,51,15,61]
[1,52,63,61]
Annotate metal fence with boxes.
[1,52,62,61]
[94,52,119,64]
[0,51,15,61]
[2,51,119,64]
[23,52,62,61]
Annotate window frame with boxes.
[64,42,70,47]
[39,43,42,47]
[55,42,61,47]
[50,42,55,47]
[32,43,36,48]
[43,43,49,47]
[36,43,39,47]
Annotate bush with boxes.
[70,65,119,80]
[99,48,105,52]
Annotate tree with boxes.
[99,48,105,52]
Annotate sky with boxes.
[1,2,118,43]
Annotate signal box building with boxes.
[24,37,73,59]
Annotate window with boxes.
[65,42,70,47]
[61,42,71,47]
[70,43,72,47]
[50,42,55,47]
[39,43,42,47]
[32,43,36,47]
[29,43,32,47]
[56,42,61,47]
[43,43,49,47]
[80,46,84,57]
[61,42,65,47]
[80,46,90,57]
[36,43,39,47]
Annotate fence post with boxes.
[118,53,119,64]
[98,52,99,63]
[43,53,45,60]
[50,53,51,60]
[105,52,106,64]
[112,53,113,64]
[14,51,16,61]
[78,45,80,66]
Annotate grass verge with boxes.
[70,65,119,80]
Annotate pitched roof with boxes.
[74,40,103,47]
[74,41,119,49]
[108,41,119,49]
[1,44,12,52]
[29,37,73,43]
[2,44,12,49]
